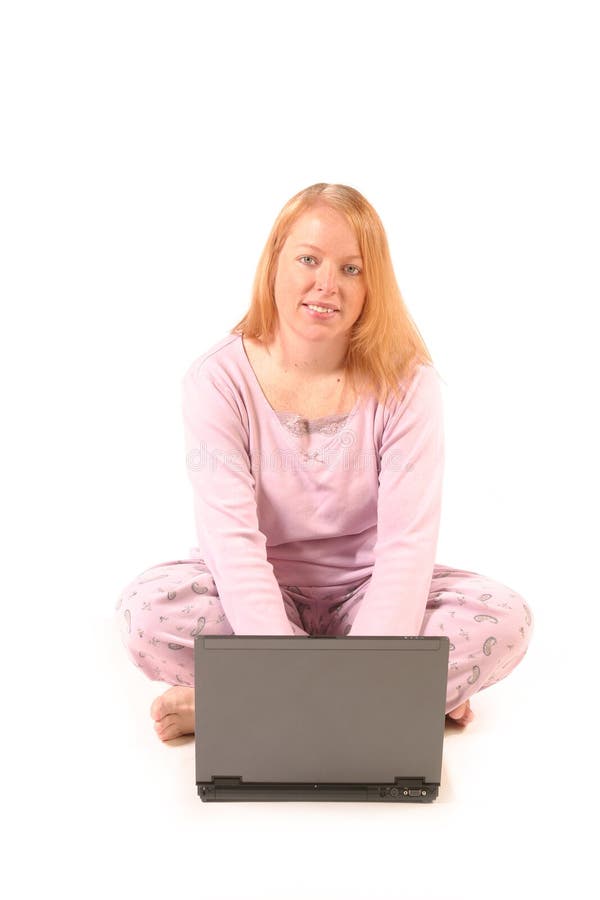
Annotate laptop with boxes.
[194,635,449,803]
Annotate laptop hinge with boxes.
[197,776,243,801]
[198,776,438,802]
[209,777,427,788]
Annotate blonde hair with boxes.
[230,182,436,406]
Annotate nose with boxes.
[316,261,337,294]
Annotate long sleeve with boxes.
[347,363,445,636]
[182,362,296,635]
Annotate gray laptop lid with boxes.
[195,635,449,798]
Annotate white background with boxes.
[2,1,598,898]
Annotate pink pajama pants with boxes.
[115,552,534,715]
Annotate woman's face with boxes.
[272,204,366,342]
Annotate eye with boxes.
[344,264,361,275]
[299,256,317,265]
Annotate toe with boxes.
[150,686,180,721]
[150,687,195,738]
[150,696,165,721]
[446,699,474,726]
[447,701,467,719]
[153,713,172,736]
[154,715,182,742]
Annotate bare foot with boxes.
[446,699,474,727]
[150,686,195,742]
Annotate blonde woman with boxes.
[116,183,534,741]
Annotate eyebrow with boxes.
[295,243,363,262]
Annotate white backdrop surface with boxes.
[2,2,597,897]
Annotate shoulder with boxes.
[408,362,444,397]
[391,361,443,407]
[183,333,242,388]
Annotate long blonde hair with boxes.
[230,183,435,406]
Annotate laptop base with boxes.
[198,776,439,803]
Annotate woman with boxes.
[116,183,534,742]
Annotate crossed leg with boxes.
[116,558,532,741]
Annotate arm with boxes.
[182,363,296,635]
[347,363,445,636]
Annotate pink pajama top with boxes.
[182,332,445,637]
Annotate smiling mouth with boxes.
[302,303,339,312]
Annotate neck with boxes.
[268,328,348,380]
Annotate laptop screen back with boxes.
[195,635,449,787]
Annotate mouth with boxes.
[302,303,339,312]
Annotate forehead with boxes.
[285,205,360,251]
